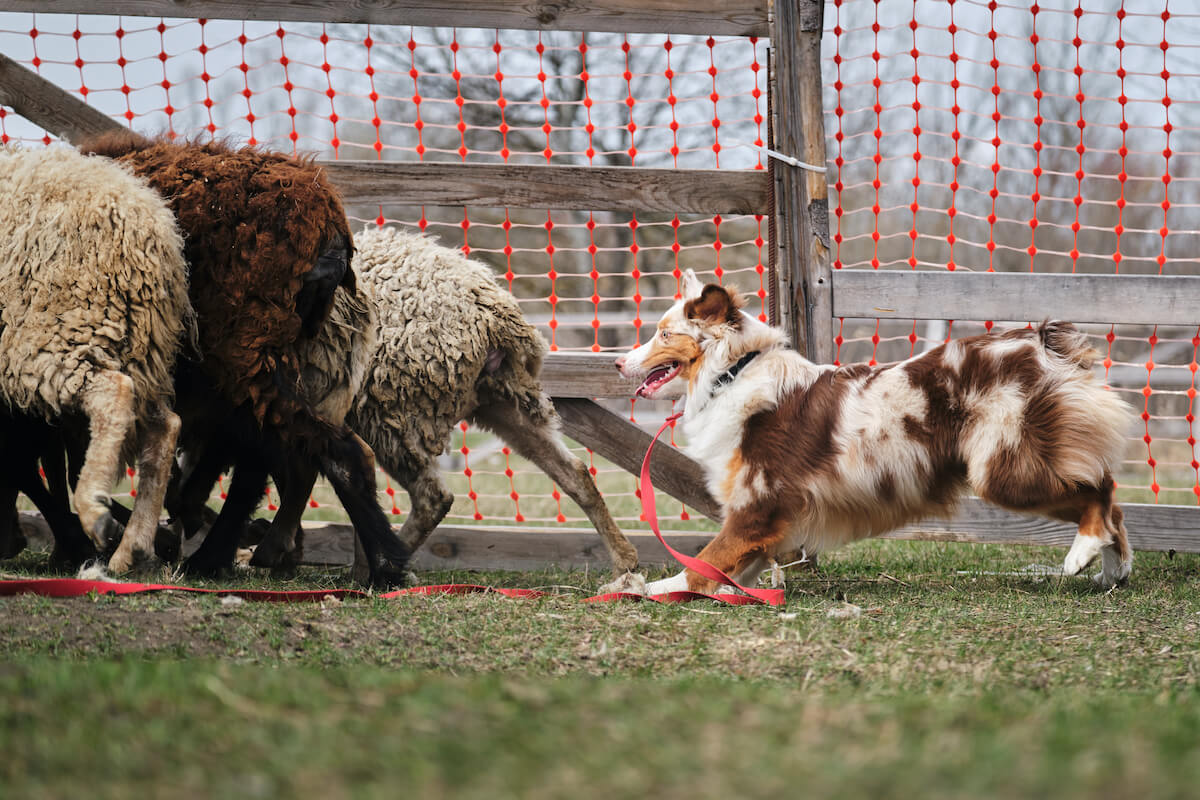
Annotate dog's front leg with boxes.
[675,506,785,595]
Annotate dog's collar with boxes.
[711,350,761,394]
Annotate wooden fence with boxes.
[3,0,1200,570]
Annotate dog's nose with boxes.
[614,356,626,375]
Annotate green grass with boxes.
[3,539,1200,798]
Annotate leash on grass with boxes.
[0,413,783,606]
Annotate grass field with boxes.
[3,539,1200,799]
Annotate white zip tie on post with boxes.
[740,142,827,173]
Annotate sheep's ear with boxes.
[681,269,705,300]
[684,284,742,328]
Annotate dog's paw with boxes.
[1063,534,1104,577]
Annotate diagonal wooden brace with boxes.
[0,53,123,143]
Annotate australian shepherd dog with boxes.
[616,270,1136,593]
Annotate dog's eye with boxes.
[660,330,671,341]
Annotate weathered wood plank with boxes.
[304,499,1200,569]
[0,0,769,37]
[833,270,1200,328]
[772,0,833,364]
[300,525,715,568]
[884,498,1200,554]
[414,526,713,570]
[322,161,769,214]
[16,496,1200,574]
[551,397,723,522]
[0,53,123,143]
[540,352,638,398]
[299,524,715,570]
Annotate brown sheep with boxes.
[74,133,411,586]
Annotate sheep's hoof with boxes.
[249,536,287,569]
[254,541,302,579]
[368,558,410,590]
[249,546,299,578]
[92,512,125,553]
[49,540,99,571]
[109,547,161,576]
[131,548,163,574]
[182,552,231,580]
[612,548,640,574]
[239,518,271,548]
[154,525,182,563]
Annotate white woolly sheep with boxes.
[0,146,194,573]
[252,226,638,572]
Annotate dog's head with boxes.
[615,269,745,399]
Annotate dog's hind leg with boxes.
[1062,502,1106,578]
[474,402,639,574]
[1051,477,1130,587]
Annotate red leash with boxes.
[0,578,548,602]
[0,413,783,606]
[586,412,783,606]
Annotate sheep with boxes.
[164,281,378,575]
[0,146,194,573]
[245,226,639,574]
[75,133,412,587]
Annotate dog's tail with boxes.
[1038,320,1098,371]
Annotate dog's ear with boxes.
[681,269,705,300]
[685,283,743,327]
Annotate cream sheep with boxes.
[251,226,638,572]
[0,146,194,573]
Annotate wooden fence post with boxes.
[772,0,834,364]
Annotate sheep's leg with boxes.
[17,473,97,569]
[74,370,136,551]
[107,404,180,574]
[166,444,228,539]
[184,461,268,578]
[250,459,318,575]
[389,454,454,555]
[474,402,639,573]
[316,427,409,589]
[0,486,24,559]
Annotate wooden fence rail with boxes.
[324,162,769,215]
[833,270,1200,329]
[17,498,1200,572]
[0,0,770,36]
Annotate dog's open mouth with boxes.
[636,361,681,398]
